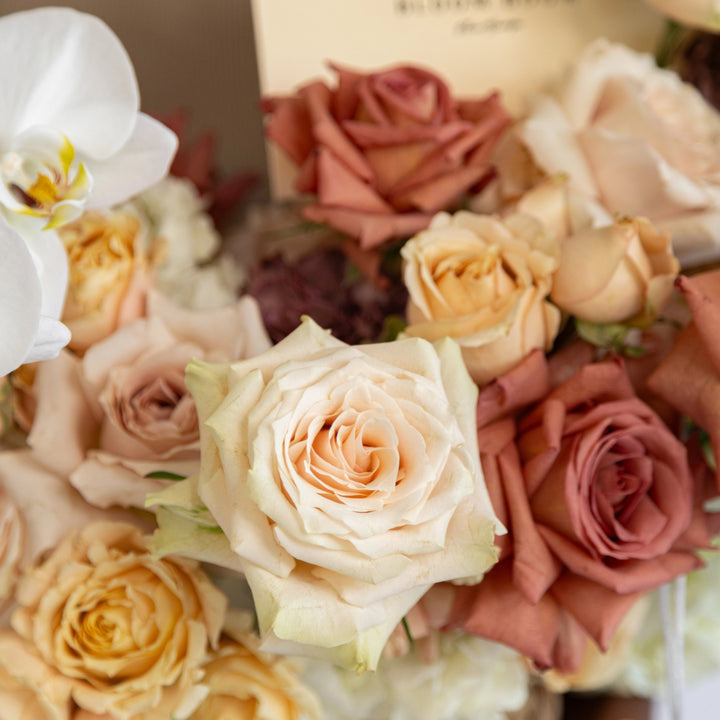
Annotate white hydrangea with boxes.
[302,631,529,720]
[122,176,243,308]
[615,542,720,697]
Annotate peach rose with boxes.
[28,292,270,508]
[495,39,720,267]
[0,522,226,720]
[401,210,561,385]
[189,611,320,720]
[149,318,501,670]
[263,63,510,249]
[550,217,679,325]
[59,210,153,354]
[452,353,706,672]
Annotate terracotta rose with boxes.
[648,269,720,490]
[453,352,709,672]
[263,63,511,249]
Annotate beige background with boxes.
[1,0,665,199]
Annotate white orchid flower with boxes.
[0,7,177,231]
[0,7,178,375]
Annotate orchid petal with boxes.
[22,228,68,319]
[0,7,138,158]
[86,114,178,208]
[0,225,41,375]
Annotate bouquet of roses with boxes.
[2,4,720,720]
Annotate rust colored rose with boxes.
[262,63,511,249]
[453,353,707,672]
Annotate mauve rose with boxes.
[263,63,510,249]
[28,292,270,508]
[452,352,707,672]
[648,269,720,490]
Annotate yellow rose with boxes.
[550,217,679,325]
[189,611,320,720]
[401,211,561,385]
[60,211,152,353]
[0,522,227,720]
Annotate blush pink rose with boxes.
[490,40,720,267]
[262,63,511,249]
[452,353,708,672]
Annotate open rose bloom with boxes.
[28,291,270,508]
[0,522,227,720]
[150,318,501,670]
[263,63,510,248]
[451,353,713,672]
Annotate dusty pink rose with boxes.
[28,292,270,508]
[648,269,720,490]
[452,353,707,672]
[263,63,511,249]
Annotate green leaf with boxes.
[380,315,407,343]
[144,471,187,481]
[575,319,645,358]
[401,616,414,650]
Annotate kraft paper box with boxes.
[252,0,664,198]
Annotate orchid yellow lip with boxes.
[0,131,93,229]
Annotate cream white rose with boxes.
[149,318,501,671]
[550,217,679,324]
[28,292,270,508]
[189,610,320,720]
[498,39,720,267]
[0,522,226,720]
[401,211,561,386]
